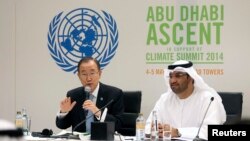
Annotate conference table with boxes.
[23,130,190,141]
[24,136,188,141]
[24,135,132,141]
[24,131,134,141]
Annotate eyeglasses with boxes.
[80,71,99,78]
[169,72,188,79]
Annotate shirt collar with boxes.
[92,83,100,98]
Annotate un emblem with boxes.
[47,8,119,73]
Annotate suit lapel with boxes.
[96,83,107,109]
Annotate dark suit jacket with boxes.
[56,83,124,132]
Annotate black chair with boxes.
[118,91,142,136]
[218,92,243,125]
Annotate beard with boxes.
[170,83,189,94]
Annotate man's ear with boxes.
[99,70,102,77]
[77,72,82,81]
[187,76,194,84]
[190,77,195,84]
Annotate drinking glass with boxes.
[27,116,31,136]
[163,124,171,141]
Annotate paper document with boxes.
[100,108,108,122]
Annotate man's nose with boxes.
[169,77,177,83]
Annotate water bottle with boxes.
[21,108,29,135]
[15,111,23,129]
[150,110,158,140]
[136,113,145,141]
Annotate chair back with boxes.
[118,91,142,136]
[218,92,243,124]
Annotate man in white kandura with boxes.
[145,60,226,140]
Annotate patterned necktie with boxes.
[86,94,94,133]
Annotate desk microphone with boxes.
[68,99,114,139]
[193,97,214,141]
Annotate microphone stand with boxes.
[68,133,81,140]
[193,97,214,141]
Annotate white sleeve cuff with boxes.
[57,110,68,119]
[178,127,198,139]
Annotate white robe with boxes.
[145,88,226,140]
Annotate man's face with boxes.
[169,71,191,94]
[77,60,101,93]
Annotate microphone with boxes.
[84,86,91,116]
[68,99,114,139]
[193,97,214,141]
[84,86,91,100]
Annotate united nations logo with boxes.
[47,8,119,73]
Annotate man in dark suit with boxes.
[56,57,124,133]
